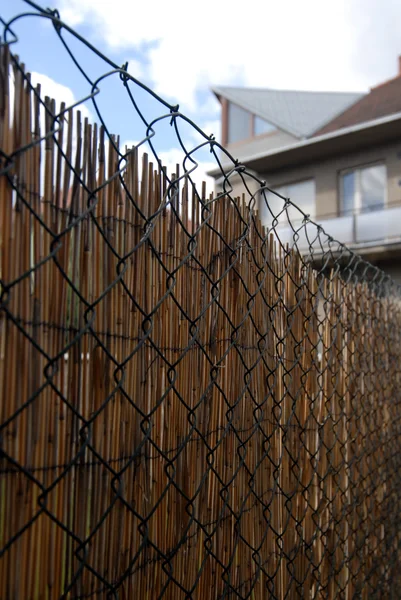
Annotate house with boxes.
[208,58,401,283]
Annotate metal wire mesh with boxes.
[1,2,401,598]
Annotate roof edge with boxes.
[207,110,401,177]
[210,85,366,97]
[307,93,367,136]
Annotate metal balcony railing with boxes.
[272,201,401,253]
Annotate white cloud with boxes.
[30,72,92,122]
[121,139,215,194]
[197,95,221,117]
[199,120,221,144]
[125,58,146,82]
[158,147,215,192]
[57,0,401,113]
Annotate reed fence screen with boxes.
[1,3,401,599]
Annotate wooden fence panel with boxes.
[1,46,401,599]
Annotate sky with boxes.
[1,0,401,188]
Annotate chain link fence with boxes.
[1,2,401,598]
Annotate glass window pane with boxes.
[254,116,276,136]
[260,180,315,227]
[360,164,386,211]
[286,179,316,225]
[341,172,355,215]
[227,102,250,143]
[260,187,286,225]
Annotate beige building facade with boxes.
[209,62,401,282]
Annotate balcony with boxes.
[273,202,401,256]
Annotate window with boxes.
[227,103,278,143]
[254,116,276,136]
[260,179,316,226]
[227,102,251,144]
[340,164,386,215]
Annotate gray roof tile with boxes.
[212,86,365,138]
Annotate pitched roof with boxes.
[313,75,401,136]
[212,85,364,139]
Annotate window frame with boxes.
[339,162,387,216]
[226,102,252,144]
[252,114,277,138]
[225,102,278,145]
[259,177,316,225]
